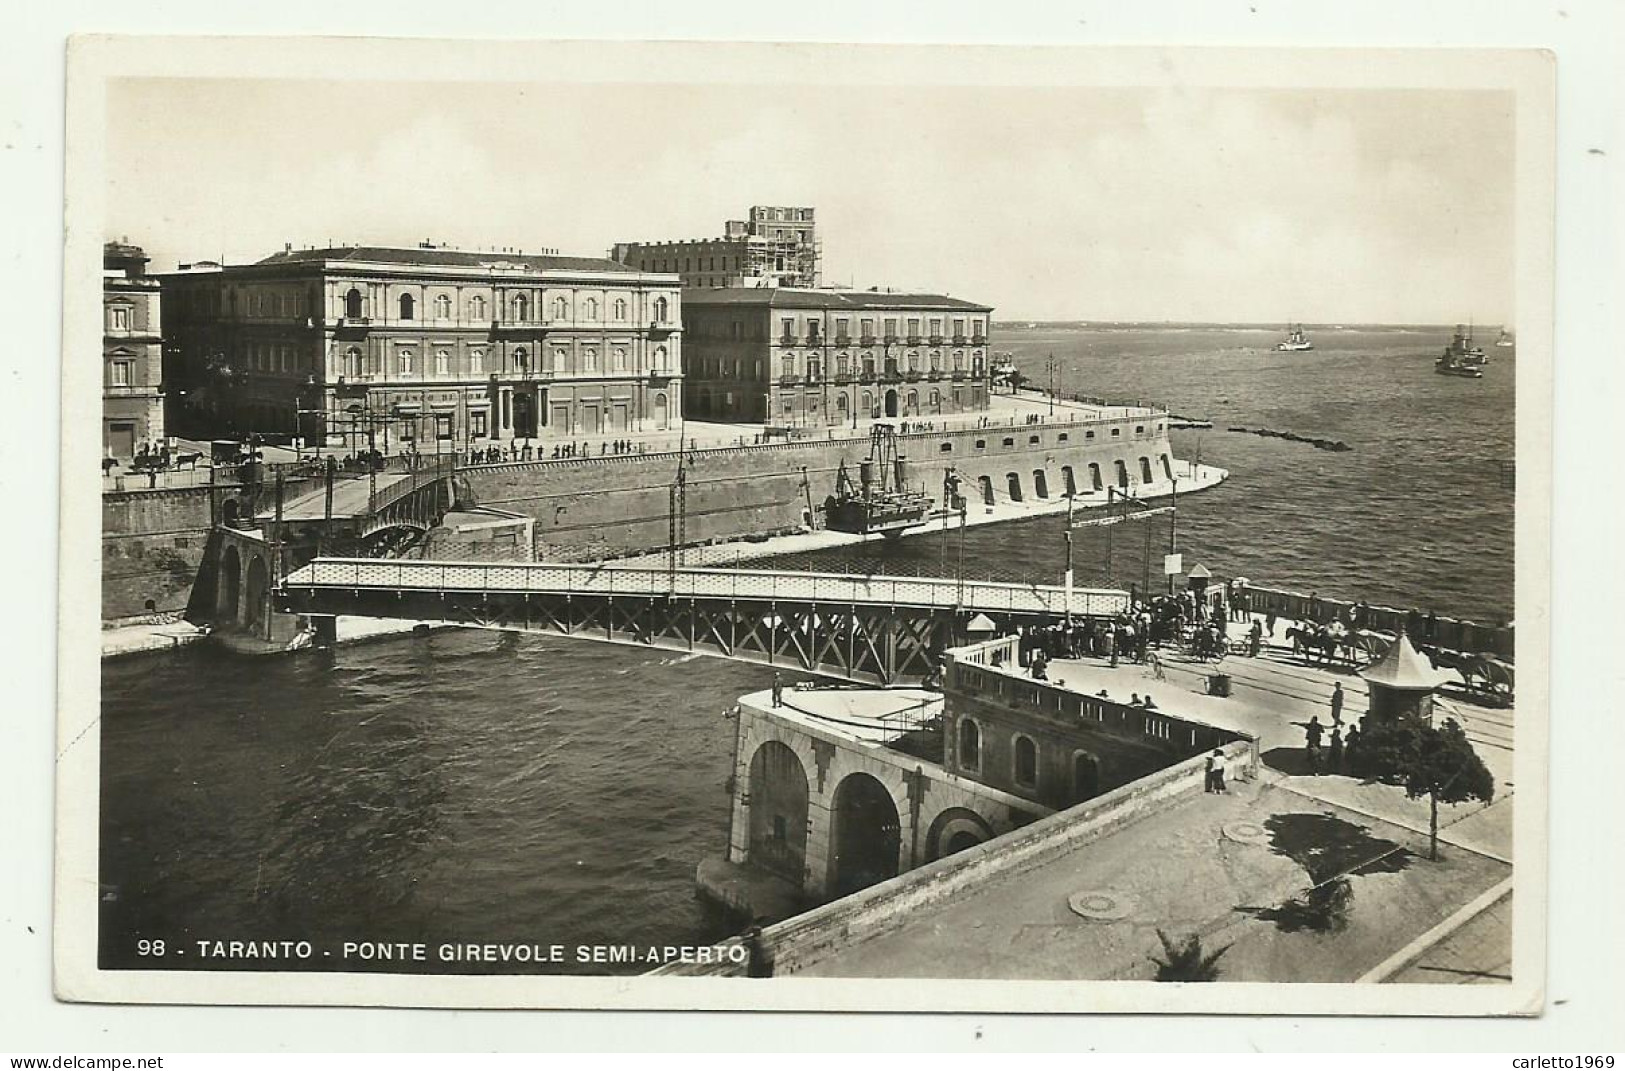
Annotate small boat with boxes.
[1495,328,1514,348]
[1275,324,1314,351]
[823,424,932,536]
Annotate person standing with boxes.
[1305,715,1325,775]
[1248,618,1263,658]
[1330,681,1345,725]
[1343,724,1362,774]
[1328,725,1345,774]
[771,672,784,708]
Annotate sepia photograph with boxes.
[55,35,1554,1015]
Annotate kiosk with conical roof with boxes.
[1358,631,1451,724]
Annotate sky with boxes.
[105,78,1516,324]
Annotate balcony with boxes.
[927,369,945,381]
[335,316,372,329]
[971,335,988,346]
[859,334,878,346]
[928,334,945,345]
[834,372,854,384]
[833,335,851,347]
[492,319,556,333]
[905,335,924,346]
[649,320,676,334]
[779,334,799,346]
[951,370,967,381]
[779,374,803,386]
[805,335,824,347]
[883,333,899,344]
[952,334,968,345]
[904,369,923,382]
[858,370,878,384]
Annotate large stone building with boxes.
[158,245,683,449]
[681,288,993,426]
[612,205,820,289]
[102,241,165,459]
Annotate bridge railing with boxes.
[287,558,1131,618]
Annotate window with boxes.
[953,317,965,337]
[960,719,981,770]
[435,350,450,376]
[514,346,528,371]
[973,318,985,337]
[653,346,668,371]
[582,348,599,372]
[108,360,132,387]
[780,317,794,341]
[343,347,362,378]
[907,317,921,338]
[399,293,415,320]
[953,350,965,370]
[551,296,568,321]
[469,295,487,320]
[860,318,874,338]
[434,294,451,320]
[807,357,821,382]
[835,317,850,341]
[549,348,566,371]
[513,295,529,322]
[907,350,920,372]
[470,350,484,375]
[613,298,627,321]
[653,296,669,323]
[345,289,363,319]
[611,347,627,373]
[107,306,130,331]
[781,355,796,379]
[399,350,415,374]
[837,395,849,413]
[884,317,898,338]
[584,297,598,321]
[836,354,849,377]
[471,411,487,437]
[1014,735,1038,787]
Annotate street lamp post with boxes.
[1045,353,1059,419]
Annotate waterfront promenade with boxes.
[788,629,1516,983]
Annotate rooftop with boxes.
[249,245,645,275]
[682,287,992,312]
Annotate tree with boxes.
[1353,717,1495,860]
[1150,928,1230,982]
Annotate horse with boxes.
[1287,624,1343,665]
[100,457,120,476]
[172,451,204,471]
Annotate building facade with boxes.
[682,288,993,426]
[103,242,165,459]
[612,205,820,289]
[159,246,683,450]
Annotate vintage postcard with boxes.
[58,35,1553,1013]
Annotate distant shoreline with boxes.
[993,321,1502,332]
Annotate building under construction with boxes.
[612,205,821,289]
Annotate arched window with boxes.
[343,347,362,378]
[1014,735,1038,787]
[653,296,669,323]
[837,394,849,413]
[434,294,451,320]
[584,297,598,321]
[1140,456,1154,484]
[906,389,919,411]
[929,389,941,407]
[399,350,414,374]
[399,293,415,320]
[613,298,627,321]
[836,353,850,378]
[611,347,627,372]
[470,350,484,375]
[513,346,528,371]
[344,288,363,319]
[469,295,487,321]
[551,296,568,320]
[972,350,985,376]
[435,350,450,376]
[960,719,981,771]
[653,346,668,371]
[807,357,821,382]
[582,348,599,373]
[930,350,942,371]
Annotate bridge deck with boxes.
[283,558,1128,618]
[259,473,414,522]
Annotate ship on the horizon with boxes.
[1436,326,1486,378]
[1496,327,1515,348]
[1275,324,1314,351]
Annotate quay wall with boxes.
[460,414,1177,563]
[652,734,1259,977]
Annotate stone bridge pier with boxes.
[726,690,1048,903]
[209,525,309,648]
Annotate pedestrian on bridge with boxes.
[771,672,784,708]
[1331,681,1345,725]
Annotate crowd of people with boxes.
[462,439,655,465]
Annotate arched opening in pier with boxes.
[958,717,981,773]
[1061,465,1076,497]
[1006,472,1023,502]
[242,556,269,632]
[1013,734,1039,789]
[1114,460,1129,489]
[1088,463,1103,492]
[217,545,241,626]
[747,741,809,883]
[830,773,901,897]
[884,389,899,418]
[1161,454,1174,482]
[925,807,995,862]
[1032,469,1049,499]
[1139,456,1154,484]
[1071,750,1101,804]
[978,474,995,505]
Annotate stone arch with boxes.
[218,545,242,624]
[830,772,901,897]
[884,389,899,418]
[747,740,809,882]
[924,807,996,861]
[653,392,670,430]
[1071,749,1102,804]
[1013,732,1039,790]
[243,555,269,631]
[1006,471,1023,502]
[958,716,982,773]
